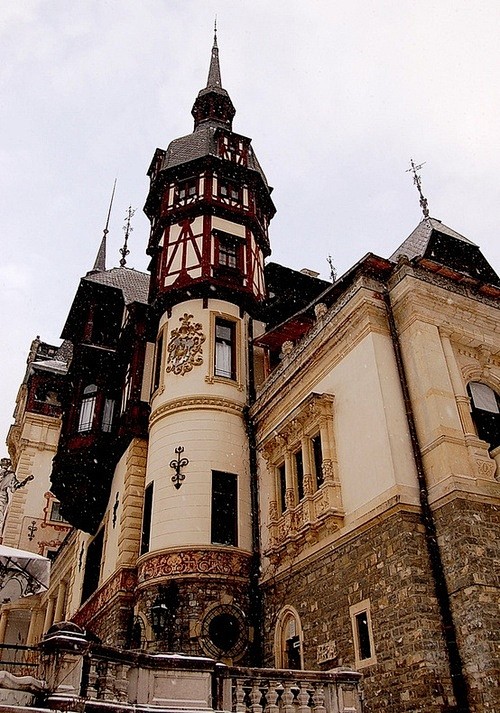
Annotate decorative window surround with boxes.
[205,311,243,390]
[261,393,344,562]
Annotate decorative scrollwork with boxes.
[166,313,205,376]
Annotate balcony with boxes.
[0,625,362,712]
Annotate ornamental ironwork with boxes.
[170,446,189,490]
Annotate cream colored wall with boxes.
[2,413,68,553]
[147,298,252,553]
[314,331,418,517]
[147,409,251,550]
[390,270,500,498]
[100,451,128,582]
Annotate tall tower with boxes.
[139,33,275,662]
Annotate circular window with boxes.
[201,605,247,660]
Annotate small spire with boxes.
[91,179,116,273]
[119,205,136,267]
[406,159,430,219]
[206,21,222,89]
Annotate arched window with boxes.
[275,606,303,670]
[468,382,500,451]
[78,384,97,432]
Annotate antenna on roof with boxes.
[119,205,136,267]
[406,159,430,219]
[90,178,117,273]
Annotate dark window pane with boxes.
[81,529,104,604]
[295,449,304,501]
[153,334,163,392]
[312,434,324,487]
[211,471,237,546]
[141,483,153,555]
[356,611,372,660]
[278,463,287,514]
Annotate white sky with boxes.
[1,0,500,455]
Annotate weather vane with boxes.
[406,159,430,219]
[120,205,136,267]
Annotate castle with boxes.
[1,35,499,713]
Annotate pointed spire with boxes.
[90,179,116,273]
[206,18,222,89]
[192,26,236,130]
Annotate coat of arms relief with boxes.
[166,313,206,376]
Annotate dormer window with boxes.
[78,384,97,432]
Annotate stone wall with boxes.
[434,496,500,712]
[261,508,456,713]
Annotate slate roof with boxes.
[84,267,150,305]
[161,125,269,187]
[390,217,476,262]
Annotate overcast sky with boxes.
[1,1,500,455]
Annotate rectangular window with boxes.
[312,433,324,487]
[101,399,115,433]
[81,528,104,604]
[215,318,236,379]
[295,449,305,501]
[219,240,238,269]
[278,462,287,514]
[50,500,66,523]
[141,482,153,555]
[78,395,96,432]
[350,599,376,668]
[211,471,238,546]
[152,333,164,393]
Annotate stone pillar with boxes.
[0,611,8,644]
[43,596,56,634]
[40,623,90,702]
[54,581,67,623]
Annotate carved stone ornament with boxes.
[166,313,205,376]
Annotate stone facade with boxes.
[434,497,500,711]
[261,507,456,713]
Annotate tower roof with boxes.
[191,33,236,130]
[390,217,475,263]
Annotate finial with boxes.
[119,205,136,267]
[406,159,430,219]
[214,16,217,46]
[91,179,117,273]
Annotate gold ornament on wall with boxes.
[166,313,205,376]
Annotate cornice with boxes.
[150,394,244,427]
[252,283,388,427]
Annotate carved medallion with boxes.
[166,313,205,376]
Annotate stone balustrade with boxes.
[5,623,362,713]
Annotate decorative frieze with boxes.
[137,547,252,584]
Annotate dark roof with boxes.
[390,217,475,262]
[262,263,331,329]
[161,125,269,187]
[83,268,149,305]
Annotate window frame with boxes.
[206,312,242,388]
[78,384,97,432]
[350,599,377,668]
